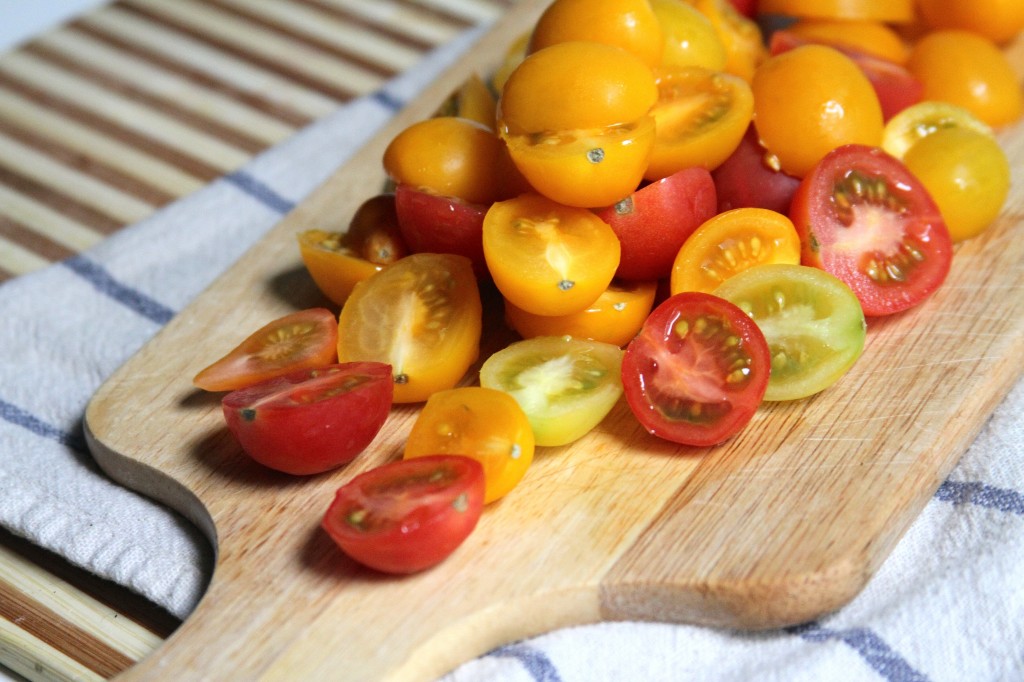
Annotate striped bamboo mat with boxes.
[0,0,513,284]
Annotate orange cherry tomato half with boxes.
[337,253,481,403]
[528,0,664,68]
[322,455,485,574]
[916,0,1024,45]
[684,0,767,82]
[436,73,497,130]
[404,386,535,504]
[222,362,393,475]
[483,193,621,317]
[193,308,338,392]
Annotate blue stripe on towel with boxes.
[223,171,296,215]
[371,89,406,112]
[935,480,1024,515]
[0,399,85,452]
[62,256,175,325]
[488,643,563,682]
[789,623,929,682]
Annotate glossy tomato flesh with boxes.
[622,292,770,446]
[322,455,485,573]
[222,362,393,475]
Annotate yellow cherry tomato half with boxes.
[881,101,994,160]
[752,44,883,177]
[684,0,767,82]
[483,194,621,317]
[435,73,498,131]
[645,65,754,180]
[528,0,664,69]
[337,253,481,403]
[650,0,727,71]
[405,387,534,504]
[503,279,658,347]
[670,207,801,294]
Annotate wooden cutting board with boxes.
[84,2,1024,679]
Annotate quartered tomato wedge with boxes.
[404,386,535,503]
[222,363,393,475]
[322,455,485,574]
[480,336,625,447]
[594,166,717,281]
[393,184,488,278]
[193,308,338,392]
[337,253,481,403]
[622,292,770,447]
[790,144,953,316]
[715,264,867,401]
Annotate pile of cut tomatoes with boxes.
[193,0,1022,574]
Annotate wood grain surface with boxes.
[84,3,1024,680]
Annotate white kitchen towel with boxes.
[1,20,1023,682]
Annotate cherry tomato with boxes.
[645,65,754,180]
[789,144,953,317]
[906,30,1023,128]
[337,253,481,403]
[650,0,728,71]
[714,264,866,401]
[479,336,625,447]
[670,207,801,294]
[621,291,770,446]
[497,41,658,208]
[297,194,408,306]
[322,455,484,574]
[194,308,338,392]
[881,101,994,160]
[404,387,534,503]
[756,0,915,23]
[393,184,487,278]
[382,116,506,205]
[780,19,909,64]
[222,363,392,475]
[902,127,1011,242]
[916,0,1024,45]
[483,194,621,317]
[712,124,802,214]
[684,0,767,82]
[752,44,884,177]
[528,0,664,68]
[503,280,658,347]
[436,73,497,131]
[593,166,718,281]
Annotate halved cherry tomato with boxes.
[757,0,915,23]
[881,101,994,160]
[650,0,727,71]
[483,194,621,317]
[712,124,802,214]
[393,184,487,279]
[404,387,534,503]
[497,41,658,207]
[503,280,658,347]
[194,308,338,392]
[714,264,866,401]
[752,44,884,177]
[684,0,767,82]
[222,362,392,475]
[322,455,485,574]
[337,253,481,403]
[593,166,717,281]
[789,144,953,316]
[528,0,664,68]
[436,73,497,130]
[670,207,801,294]
[480,336,625,447]
[645,66,754,180]
[621,291,770,446]
[297,194,408,306]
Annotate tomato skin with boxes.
[789,144,953,317]
[593,167,717,281]
[621,292,770,447]
[222,363,393,475]
[712,124,802,214]
[528,0,664,68]
[194,308,339,392]
[757,0,914,23]
[322,455,484,574]
[393,184,488,279]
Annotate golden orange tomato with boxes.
[650,0,727,71]
[757,0,914,23]
[782,19,909,64]
[916,0,1024,44]
[684,0,767,82]
[528,0,664,68]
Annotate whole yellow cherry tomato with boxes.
[650,0,727,71]
[528,0,664,69]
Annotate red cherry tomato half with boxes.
[222,362,393,475]
[322,455,485,574]
[621,292,770,447]
[712,124,802,214]
[393,184,488,279]
[593,167,717,281]
[789,144,953,317]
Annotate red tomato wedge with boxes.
[222,363,393,475]
[322,455,485,574]
[621,292,770,446]
[789,144,953,317]
[193,308,338,392]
